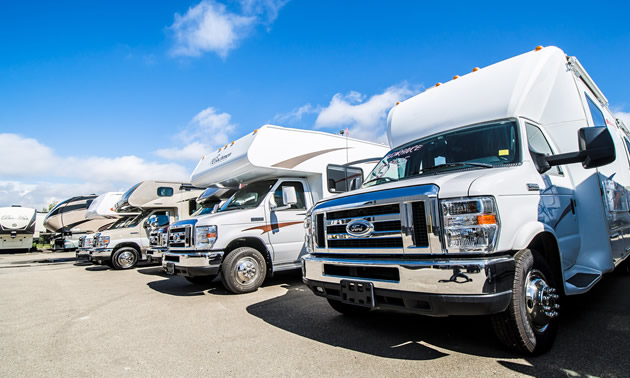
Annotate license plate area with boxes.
[340,280,374,308]
[165,262,175,275]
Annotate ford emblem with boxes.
[346,219,374,237]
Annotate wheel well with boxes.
[113,243,140,254]
[527,232,564,295]
[224,237,273,277]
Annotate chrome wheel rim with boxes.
[117,251,136,269]
[524,269,560,333]
[235,257,259,285]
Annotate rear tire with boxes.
[327,299,371,316]
[491,249,560,355]
[221,247,266,294]
[111,247,139,270]
[185,275,217,285]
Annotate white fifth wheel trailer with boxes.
[302,46,628,355]
[90,181,203,269]
[0,206,37,252]
[162,125,389,292]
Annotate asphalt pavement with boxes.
[0,250,628,377]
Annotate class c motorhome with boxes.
[76,192,139,260]
[0,205,37,251]
[162,125,389,292]
[90,181,203,269]
[146,186,236,265]
[44,195,115,251]
[302,46,628,355]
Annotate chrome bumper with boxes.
[162,251,224,277]
[302,254,515,316]
[91,248,113,263]
[76,249,92,259]
[146,247,166,263]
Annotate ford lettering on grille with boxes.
[346,219,374,237]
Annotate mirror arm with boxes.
[545,151,586,167]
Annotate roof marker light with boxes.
[224,144,228,149]
[253,129,258,134]
[535,45,543,51]
[396,102,400,105]
[453,75,460,80]
[436,82,442,87]
[231,141,235,145]
[472,67,479,72]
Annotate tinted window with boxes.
[157,187,174,197]
[586,96,606,127]
[274,182,307,210]
[526,123,561,176]
[327,165,364,192]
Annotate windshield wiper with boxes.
[363,176,399,186]
[420,161,492,174]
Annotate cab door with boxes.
[265,179,311,266]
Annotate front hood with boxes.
[98,227,142,240]
[192,208,260,227]
[315,165,529,209]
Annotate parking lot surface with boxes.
[0,251,628,377]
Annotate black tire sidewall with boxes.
[221,247,266,293]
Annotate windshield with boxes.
[219,180,276,212]
[126,211,150,228]
[191,205,217,217]
[364,120,520,187]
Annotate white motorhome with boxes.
[44,195,115,251]
[162,125,389,292]
[146,186,236,265]
[0,206,37,252]
[302,46,628,355]
[76,192,139,260]
[91,181,203,269]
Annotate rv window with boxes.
[586,95,606,127]
[157,187,174,197]
[274,182,307,210]
[327,165,364,192]
[525,123,562,176]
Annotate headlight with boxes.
[98,236,110,248]
[304,216,313,252]
[195,225,217,250]
[441,197,499,253]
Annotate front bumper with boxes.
[162,251,224,277]
[76,249,92,260]
[302,254,515,316]
[146,247,166,264]
[91,248,113,264]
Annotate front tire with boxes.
[491,248,560,355]
[220,247,266,294]
[111,247,139,270]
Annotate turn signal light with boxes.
[477,214,497,225]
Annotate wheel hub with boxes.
[118,251,135,268]
[525,269,560,332]
[235,257,258,284]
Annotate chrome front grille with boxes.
[312,185,442,254]
[168,226,192,248]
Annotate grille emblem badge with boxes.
[346,219,374,237]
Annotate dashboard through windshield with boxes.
[364,120,520,187]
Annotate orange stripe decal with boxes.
[243,221,303,234]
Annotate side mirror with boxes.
[282,186,298,206]
[542,126,615,171]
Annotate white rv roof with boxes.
[85,192,138,219]
[191,125,389,187]
[388,46,591,148]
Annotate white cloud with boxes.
[272,104,317,124]
[0,134,190,209]
[616,111,630,128]
[313,83,419,143]
[156,107,237,161]
[169,0,288,58]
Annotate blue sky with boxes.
[1,0,630,209]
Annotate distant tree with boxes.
[42,201,58,213]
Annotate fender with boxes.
[508,221,558,251]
